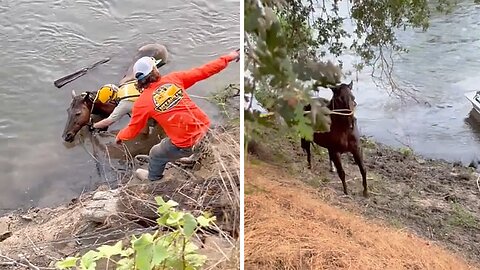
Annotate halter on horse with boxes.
[62,90,115,142]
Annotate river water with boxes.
[0,0,239,214]
[2,0,480,214]
[310,1,480,165]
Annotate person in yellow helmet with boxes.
[91,80,141,130]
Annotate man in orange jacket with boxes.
[116,49,239,181]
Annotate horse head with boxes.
[330,81,356,112]
[62,90,94,142]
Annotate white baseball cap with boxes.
[134,57,158,80]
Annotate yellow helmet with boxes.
[95,84,119,103]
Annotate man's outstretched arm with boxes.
[176,50,239,89]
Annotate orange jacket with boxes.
[116,55,231,148]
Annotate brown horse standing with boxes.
[301,81,368,197]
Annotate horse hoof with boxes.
[363,190,369,198]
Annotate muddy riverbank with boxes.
[247,124,480,263]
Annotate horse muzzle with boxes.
[63,132,75,142]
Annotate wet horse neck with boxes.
[89,100,116,118]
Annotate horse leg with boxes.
[352,147,368,197]
[301,138,312,169]
[329,158,336,173]
[329,150,347,195]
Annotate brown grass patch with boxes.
[244,162,479,270]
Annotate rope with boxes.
[80,136,100,164]
[329,108,355,116]
[188,94,211,100]
[303,108,355,117]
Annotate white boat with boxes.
[464,90,480,114]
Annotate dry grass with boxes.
[244,162,479,270]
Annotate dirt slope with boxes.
[245,162,479,270]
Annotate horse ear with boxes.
[348,80,353,89]
[71,90,76,98]
[84,91,93,101]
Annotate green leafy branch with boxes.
[55,197,216,270]
[245,0,338,142]
[245,0,457,141]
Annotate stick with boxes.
[54,58,110,88]
[0,254,45,270]
[19,255,40,270]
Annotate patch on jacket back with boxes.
[152,83,183,112]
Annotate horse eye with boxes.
[75,112,81,116]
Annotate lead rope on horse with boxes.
[81,92,113,185]
[329,99,355,116]
[90,92,99,125]
[303,108,355,116]
[85,91,134,180]
[329,108,355,116]
[78,131,105,183]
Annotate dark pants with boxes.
[148,138,193,180]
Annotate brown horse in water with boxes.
[62,90,116,142]
[301,81,368,197]
[62,43,169,142]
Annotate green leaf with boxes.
[185,242,200,254]
[116,258,134,270]
[132,233,154,248]
[197,215,216,227]
[166,211,184,226]
[80,250,99,270]
[120,247,134,257]
[154,196,166,206]
[185,253,207,267]
[96,241,123,258]
[183,213,197,238]
[157,233,175,248]
[157,204,172,215]
[166,199,179,207]
[151,241,169,265]
[55,257,79,269]
[165,257,184,269]
[157,199,179,215]
[132,234,154,270]
[293,103,314,140]
[156,215,169,226]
